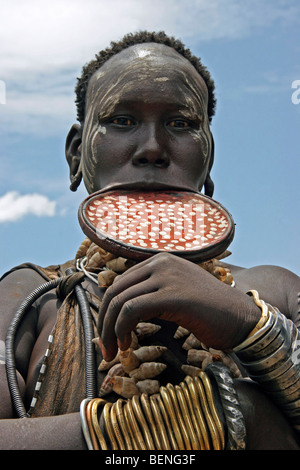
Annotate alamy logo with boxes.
[291,80,300,105]
[0,80,5,104]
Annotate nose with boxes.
[132,124,170,168]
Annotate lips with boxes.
[99,181,198,194]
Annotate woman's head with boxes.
[66,31,216,197]
[75,30,216,124]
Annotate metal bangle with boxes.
[179,381,207,450]
[116,399,133,450]
[94,372,229,451]
[237,310,292,364]
[184,375,211,450]
[237,310,283,361]
[152,392,179,450]
[266,380,300,404]
[103,402,118,450]
[131,394,155,450]
[194,376,222,450]
[166,383,191,450]
[140,393,163,450]
[239,316,299,381]
[86,398,100,450]
[124,400,147,450]
[258,364,300,393]
[174,384,201,450]
[149,394,171,450]
[234,305,300,432]
[91,398,108,450]
[80,398,94,450]
[206,362,247,450]
[160,385,185,450]
[122,402,138,450]
[247,290,270,337]
[233,307,275,354]
[198,371,226,450]
[110,402,126,450]
[242,335,294,376]
[280,398,300,415]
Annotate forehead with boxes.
[86,43,209,112]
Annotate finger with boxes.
[108,252,166,285]
[98,252,174,333]
[114,291,166,350]
[97,265,151,336]
[100,279,158,361]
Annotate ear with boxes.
[65,123,83,192]
[204,134,215,198]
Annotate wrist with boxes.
[246,291,269,337]
[215,289,262,350]
[231,290,269,350]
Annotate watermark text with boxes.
[0,80,5,104]
[291,80,300,104]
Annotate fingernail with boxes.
[98,337,108,359]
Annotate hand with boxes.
[97,252,260,361]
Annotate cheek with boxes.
[175,128,211,189]
[189,130,209,162]
[82,125,108,193]
[91,125,107,162]
[178,130,210,172]
[188,121,211,165]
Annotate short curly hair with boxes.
[75,30,216,124]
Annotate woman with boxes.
[1,31,299,450]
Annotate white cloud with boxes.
[1,88,76,136]
[0,191,56,223]
[1,0,298,77]
[0,0,299,136]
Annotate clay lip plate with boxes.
[78,189,235,262]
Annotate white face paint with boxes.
[154,77,169,82]
[134,48,152,58]
[80,43,212,194]
[98,125,107,135]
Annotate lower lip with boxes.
[102,181,194,192]
[83,189,231,253]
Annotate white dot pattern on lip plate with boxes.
[85,191,230,252]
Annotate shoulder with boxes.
[0,261,75,338]
[0,263,51,297]
[0,260,74,283]
[0,264,58,307]
[229,263,299,285]
[225,263,300,323]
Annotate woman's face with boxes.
[80,43,213,195]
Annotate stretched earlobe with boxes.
[204,134,215,198]
[204,174,214,197]
[69,162,83,192]
[65,124,83,192]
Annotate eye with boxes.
[110,117,135,127]
[167,119,190,128]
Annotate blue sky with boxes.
[0,0,299,277]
